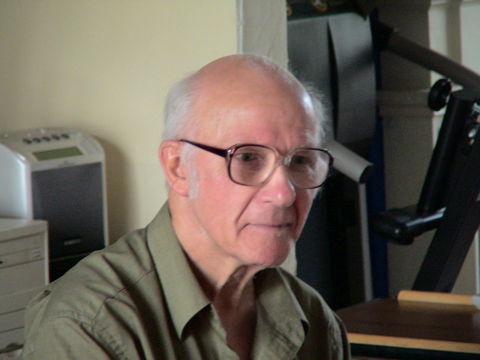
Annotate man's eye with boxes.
[292,155,312,166]
[236,153,260,162]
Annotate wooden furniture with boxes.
[337,291,480,359]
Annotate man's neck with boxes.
[169,199,259,358]
[184,242,258,360]
[214,276,257,360]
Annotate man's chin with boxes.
[244,239,294,268]
[236,225,297,265]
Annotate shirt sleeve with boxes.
[22,317,124,360]
[335,313,352,360]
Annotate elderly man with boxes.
[22,55,350,359]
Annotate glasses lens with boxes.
[229,145,275,185]
[288,149,331,188]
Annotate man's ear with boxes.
[158,140,189,197]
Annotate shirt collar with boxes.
[146,203,210,340]
[255,268,310,345]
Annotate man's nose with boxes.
[260,165,296,207]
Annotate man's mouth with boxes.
[249,223,293,230]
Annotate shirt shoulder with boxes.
[23,227,159,357]
[35,227,153,315]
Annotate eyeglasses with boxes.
[179,139,333,189]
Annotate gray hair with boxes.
[162,73,197,141]
[302,82,328,144]
[162,72,199,197]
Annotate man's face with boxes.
[185,70,320,269]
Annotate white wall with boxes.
[0,0,238,241]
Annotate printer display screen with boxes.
[33,147,83,161]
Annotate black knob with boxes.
[428,78,452,111]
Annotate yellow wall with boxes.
[0,0,238,241]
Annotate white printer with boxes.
[0,218,48,353]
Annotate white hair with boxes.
[162,73,199,197]
[162,73,197,141]
[301,82,328,144]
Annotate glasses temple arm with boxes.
[179,139,228,158]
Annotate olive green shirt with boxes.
[23,203,350,360]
